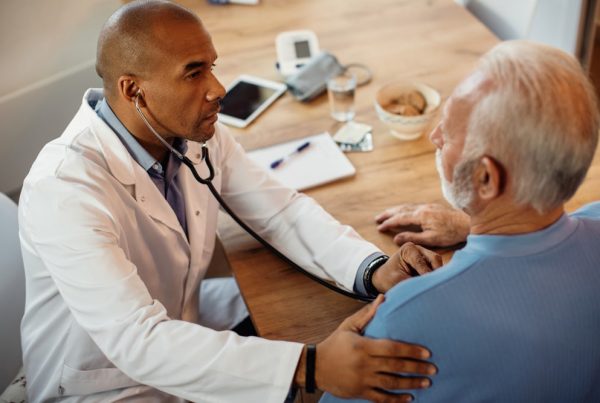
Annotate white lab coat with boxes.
[18,89,380,402]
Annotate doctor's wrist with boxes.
[293,344,318,392]
[293,345,307,388]
[363,255,389,296]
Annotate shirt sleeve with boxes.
[354,252,388,296]
[216,125,382,291]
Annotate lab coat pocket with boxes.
[59,364,139,396]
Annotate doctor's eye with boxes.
[186,64,217,80]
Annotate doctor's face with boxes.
[138,17,226,143]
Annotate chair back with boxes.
[0,193,25,387]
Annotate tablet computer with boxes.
[218,75,287,128]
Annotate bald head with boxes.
[96,0,202,100]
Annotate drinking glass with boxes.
[327,71,356,122]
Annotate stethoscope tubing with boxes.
[181,148,374,302]
[135,96,373,302]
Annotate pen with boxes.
[270,141,311,169]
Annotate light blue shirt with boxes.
[322,202,600,402]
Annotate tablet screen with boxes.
[220,80,278,121]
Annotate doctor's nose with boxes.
[206,78,226,103]
[206,89,223,103]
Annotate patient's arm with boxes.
[375,203,470,247]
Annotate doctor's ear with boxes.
[117,77,145,106]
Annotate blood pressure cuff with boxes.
[285,52,345,102]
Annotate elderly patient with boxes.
[322,40,600,402]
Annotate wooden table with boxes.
[183,0,600,344]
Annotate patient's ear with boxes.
[474,156,503,201]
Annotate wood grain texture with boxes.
[177,0,600,345]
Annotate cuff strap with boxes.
[305,344,317,393]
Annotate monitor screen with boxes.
[294,40,311,59]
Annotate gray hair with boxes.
[462,40,599,213]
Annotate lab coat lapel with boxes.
[132,166,190,244]
[86,90,189,243]
[85,89,136,187]
[180,141,212,271]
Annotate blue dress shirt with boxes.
[322,202,600,402]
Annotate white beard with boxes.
[436,149,475,210]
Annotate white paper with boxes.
[247,132,356,191]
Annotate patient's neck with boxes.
[469,201,565,236]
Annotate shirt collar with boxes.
[95,98,188,174]
[463,213,578,257]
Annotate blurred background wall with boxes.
[455,0,597,66]
[0,0,120,197]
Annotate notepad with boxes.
[247,132,356,190]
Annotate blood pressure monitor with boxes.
[276,30,320,77]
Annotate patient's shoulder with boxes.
[373,251,482,323]
[570,201,600,220]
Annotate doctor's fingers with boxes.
[398,242,442,275]
[362,389,414,403]
[367,356,437,377]
[360,366,434,403]
[367,372,431,393]
[417,244,443,269]
[363,338,431,361]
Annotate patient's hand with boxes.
[375,203,470,247]
[372,242,443,292]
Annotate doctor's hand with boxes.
[375,203,470,248]
[372,242,443,293]
[294,295,436,402]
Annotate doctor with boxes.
[18,1,439,402]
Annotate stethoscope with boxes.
[134,93,373,302]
